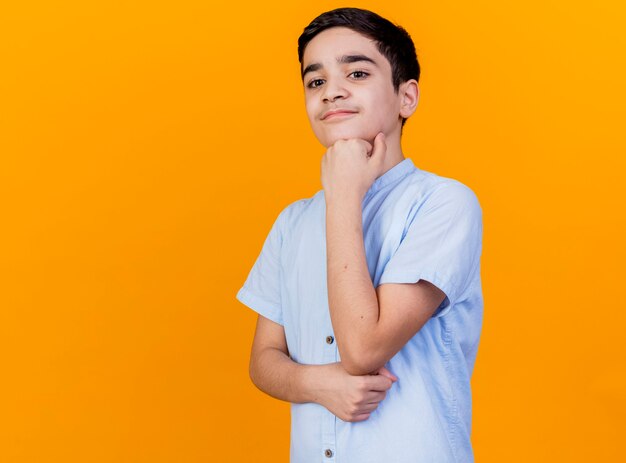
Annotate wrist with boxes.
[324,190,363,209]
[296,364,322,404]
[297,363,335,405]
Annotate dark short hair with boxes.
[298,7,420,127]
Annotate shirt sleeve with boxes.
[377,181,483,318]
[236,208,286,325]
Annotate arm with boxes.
[249,313,317,404]
[326,196,446,376]
[321,134,447,376]
[249,314,396,422]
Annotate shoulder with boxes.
[406,168,482,216]
[274,191,324,230]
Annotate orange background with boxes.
[1,1,625,461]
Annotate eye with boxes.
[307,78,325,89]
[349,70,369,79]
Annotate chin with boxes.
[318,127,377,147]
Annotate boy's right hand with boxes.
[312,362,397,422]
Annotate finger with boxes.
[367,375,393,392]
[356,138,373,156]
[376,366,398,382]
[365,390,387,403]
[370,132,386,160]
[352,413,371,422]
[359,402,379,413]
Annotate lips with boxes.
[321,109,358,120]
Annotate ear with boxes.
[399,80,419,119]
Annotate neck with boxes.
[378,125,405,178]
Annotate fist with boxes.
[321,132,387,202]
[317,363,397,423]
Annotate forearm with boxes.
[249,346,329,404]
[326,196,382,374]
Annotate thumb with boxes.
[370,132,387,161]
[376,366,398,382]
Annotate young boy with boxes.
[236,7,483,463]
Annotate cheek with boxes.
[304,108,312,123]
[375,98,401,130]
[305,97,318,118]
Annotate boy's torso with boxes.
[275,158,482,463]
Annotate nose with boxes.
[321,78,348,103]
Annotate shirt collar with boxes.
[365,157,416,197]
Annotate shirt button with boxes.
[324,449,334,458]
[326,335,334,345]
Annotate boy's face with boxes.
[301,27,405,148]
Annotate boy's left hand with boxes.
[321,132,387,203]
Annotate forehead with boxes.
[302,27,386,67]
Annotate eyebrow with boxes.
[301,54,378,79]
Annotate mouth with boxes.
[321,109,358,120]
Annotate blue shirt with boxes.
[236,158,483,463]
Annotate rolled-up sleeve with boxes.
[377,181,483,317]
[236,208,286,325]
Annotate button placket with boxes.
[321,329,337,461]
